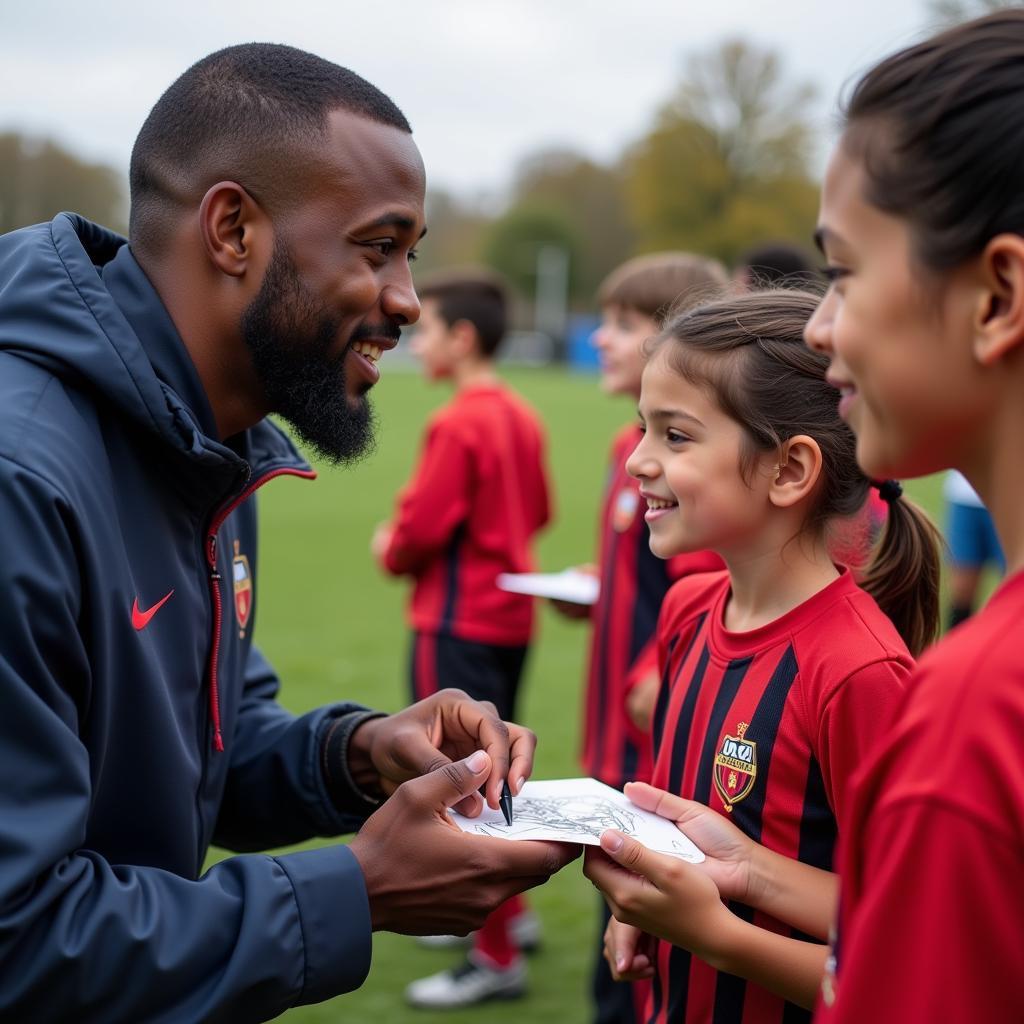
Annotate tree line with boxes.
[418,39,821,308]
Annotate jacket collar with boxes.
[101,243,220,442]
[94,226,311,486]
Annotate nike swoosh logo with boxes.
[132,590,175,630]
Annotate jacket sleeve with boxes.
[0,456,372,1023]
[214,645,379,851]
[382,416,473,575]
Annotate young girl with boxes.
[576,252,727,1024]
[584,288,940,1021]
[802,12,1024,1021]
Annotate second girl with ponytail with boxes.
[585,288,940,1021]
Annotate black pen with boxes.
[478,779,514,825]
[499,778,514,826]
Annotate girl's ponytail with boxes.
[859,481,942,656]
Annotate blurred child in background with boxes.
[372,269,551,1008]
[943,469,1004,629]
[732,241,819,292]
[553,252,727,1024]
[585,289,940,1021]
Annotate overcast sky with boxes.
[2,0,936,199]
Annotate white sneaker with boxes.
[405,954,526,1009]
[416,914,541,953]
[508,911,542,953]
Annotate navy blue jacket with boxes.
[0,214,379,1022]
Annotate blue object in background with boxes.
[567,314,600,370]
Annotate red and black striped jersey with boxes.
[646,568,913,1024]
[582,425,722,789]
[381,382,551,646]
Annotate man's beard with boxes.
[240,241,376,465]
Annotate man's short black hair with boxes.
[417,268,509,358]
[129,43,411,253]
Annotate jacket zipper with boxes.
[204,465,316,751]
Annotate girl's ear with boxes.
[767,435,823,510]
[973,233,1024,366]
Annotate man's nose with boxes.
[382,267,420,326]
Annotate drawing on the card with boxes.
[471,795,638,840]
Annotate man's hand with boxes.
[348,689,536,816]
[603,917,656,982]
[584,830,737,967]
[349,751,580,935]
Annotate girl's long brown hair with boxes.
[653,289,941,655]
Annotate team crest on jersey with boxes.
[713,721,757,812]
[232,540,253,638]
[612,486,639,532]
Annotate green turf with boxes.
[228,366,953,1023]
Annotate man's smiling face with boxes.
[242,108,426,463]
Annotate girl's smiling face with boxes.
[626,347,774,561]
[804,139,991,482]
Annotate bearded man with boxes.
[0,43,575,1023]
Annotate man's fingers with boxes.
[506,725,536,796]
[399,750,491,812]
[433,692,511,808]
[475,716,513,808]
[380,716,459,783]
[451,791,485,818]
[486,837,580,879]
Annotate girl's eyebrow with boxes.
[646,408,705,429]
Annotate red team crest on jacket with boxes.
[713,721,757,811]
[232,540,252,637]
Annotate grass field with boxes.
[230,365,952,1024]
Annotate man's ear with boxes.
[973,233,1024,367]
[198,181,270,279]
[767,435,823,510]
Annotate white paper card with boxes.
[449,777,705,863]
[496,570,600,605]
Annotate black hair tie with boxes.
[873,479,903,503]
